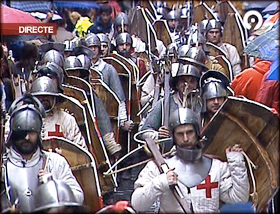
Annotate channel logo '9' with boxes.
[243,10,263,31]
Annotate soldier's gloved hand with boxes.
[158,126,170,139]
[120,120,134,132]
[166,168,178,186]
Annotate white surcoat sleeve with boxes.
[45,151,84,203]
[131,152,249,213]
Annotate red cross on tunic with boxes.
[48,124,64,137]
[197,175,218,198]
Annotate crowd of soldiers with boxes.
[0,0,279,213]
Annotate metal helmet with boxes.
[199,70,231,113]
[42,49,65,69]
[65,56,83,71]
[169,107,200,139]
[97,33,111,53]
[199,19,209,35]
[188,30,210,54]
[76,54,91,71]
[34,179,86,213]
[182,1,193,9]
[156,7,165,16]
[177,63,201,79]
[177,44,190,58]
[170,64,201,89]
[116,32,132,46]
[64,40,76,52]
[72,46,95,59]
[200,81,227,113]
[6,94,45,148]
[199,69,230,89]
[37,62,64,93]
[114,12,129,27]
[189,31,206,46]
[85,33,101,48]
[30,76,59,97]
[178,46,208,72]
[165,10,179,20]
[39,42,65,55]
[180,5,191,19]
[205,19,223,35]
[97,33,110,44]
[153,1,169,9]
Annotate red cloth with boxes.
[108,1,122,20]
[255,71,279,113]
[137,58,147,79]
[231,60,272,100]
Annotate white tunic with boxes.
[2,147,84,212]
[41,108,87,150]
[131,152,250,213]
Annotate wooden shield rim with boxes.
[42,136,103,212]
[201,96,279,211]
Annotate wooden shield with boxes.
[153,19,172,48]
[223,13,246,56]
[201,96,279,212]
[216,1,249,70]
[42,137,102,213]
[103,54,141,153]
[212,55,234,82]
[192,2,216,25]
[56,92,116,194]
[64,76,95,109]
[104,52,141,124]
[88,70,121,141]
[206,42,227,57]
[139,0,157,20]
[130,7,157,54]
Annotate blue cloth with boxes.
[220,202,255,213]
[2,0,52,13]
[53,1,99,10]
[88,16,113,34]
[267,58,279,81]
[244,22,279,61]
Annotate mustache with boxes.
[16,139,32,145]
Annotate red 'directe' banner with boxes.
[1,23,57,35]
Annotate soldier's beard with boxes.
[13,140,39,155]
[118,50,131,58]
